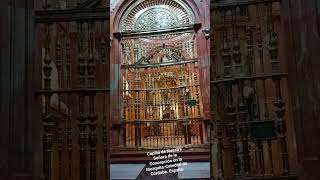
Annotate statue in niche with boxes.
[162,107,171,119]
[162,106,175,119]
[184,88,190,99]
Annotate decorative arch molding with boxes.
[118,0,195,32]
[111,0,204,33]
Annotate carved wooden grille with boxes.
[121,41,207,148]
[35,2,110,180]
[210,1,296,179]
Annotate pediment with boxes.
[134,46,186,65]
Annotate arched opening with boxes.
[118,0,206,148]
[110,0,211,179]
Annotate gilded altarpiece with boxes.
[111,0,211,150]
[121,33,207,147]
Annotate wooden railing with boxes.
[211,74,294,178]
[122,118,210,148]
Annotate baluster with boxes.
[183,121,188,145]
[257,24,270,120]
[210,28,217,81]
[257,139,265,175]
[267,139,274,176]
[66,29,71,89]
[242,123,251,176]
[43,101,53,180]
[187,121,191,145]
[78,123,87,180]
[89,123,97,180]
[134,121,138,147]
[66,119,72,179]
[199,121,204,144]
[122,122,126,147]
[231,10,242,76]
[57,127,63,180]
[43,22,53,180]
[56,30,63,88]
[213,83,224,179]
[246,26,254,76]
[102,124,108,179]
[239,80,251,176]
[273,78,289,175]
[221,24,232,78]
[78,93,87,180]
[139,121,143,147]
[88,93,97,180]
[217,118,224,178]
[170,122,174,146]
[161,122,165,146]
[78,22,86,87]
[148,123,152,147]
[230,122,241,177]
[43,120,53,180]
[154,122,162,147]
[100,36,106,63]
[266,3,279,74]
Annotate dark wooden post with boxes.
[281,1,320,178]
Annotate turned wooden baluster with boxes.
[43,99,53,180]
[231,7,242,77]
[273,78,289,176]
[78,94,88,180]
[221,10,232,78]
[246,26,254,75]
[217,119,224,179]
[66,30,71,89]
[89,123,97,180]
[122,122,127,147]
[266,3,280,74]
[42,23,53,180]
[214,85,224,179]
[56,30,63,88]
[88,94,97,180]
[87,31,96,88]
[66,119,73,179]
[78,120,87,180]
[210,25,216,81]
[57,126,63,180]
[230,122,241,177]
[210,86,222,179]
[102,124,108,178]
[267,139,274,176]
[100,37,106,63]
[78,22,86,87]
[55,28,64,180]
[77,21,88,180]
[239,80,251,176]
[257,139,265,175]
[43,115,53,180]
[134,121,141,147]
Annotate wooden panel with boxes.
[0,0,40,179]
[281,0,320,179]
